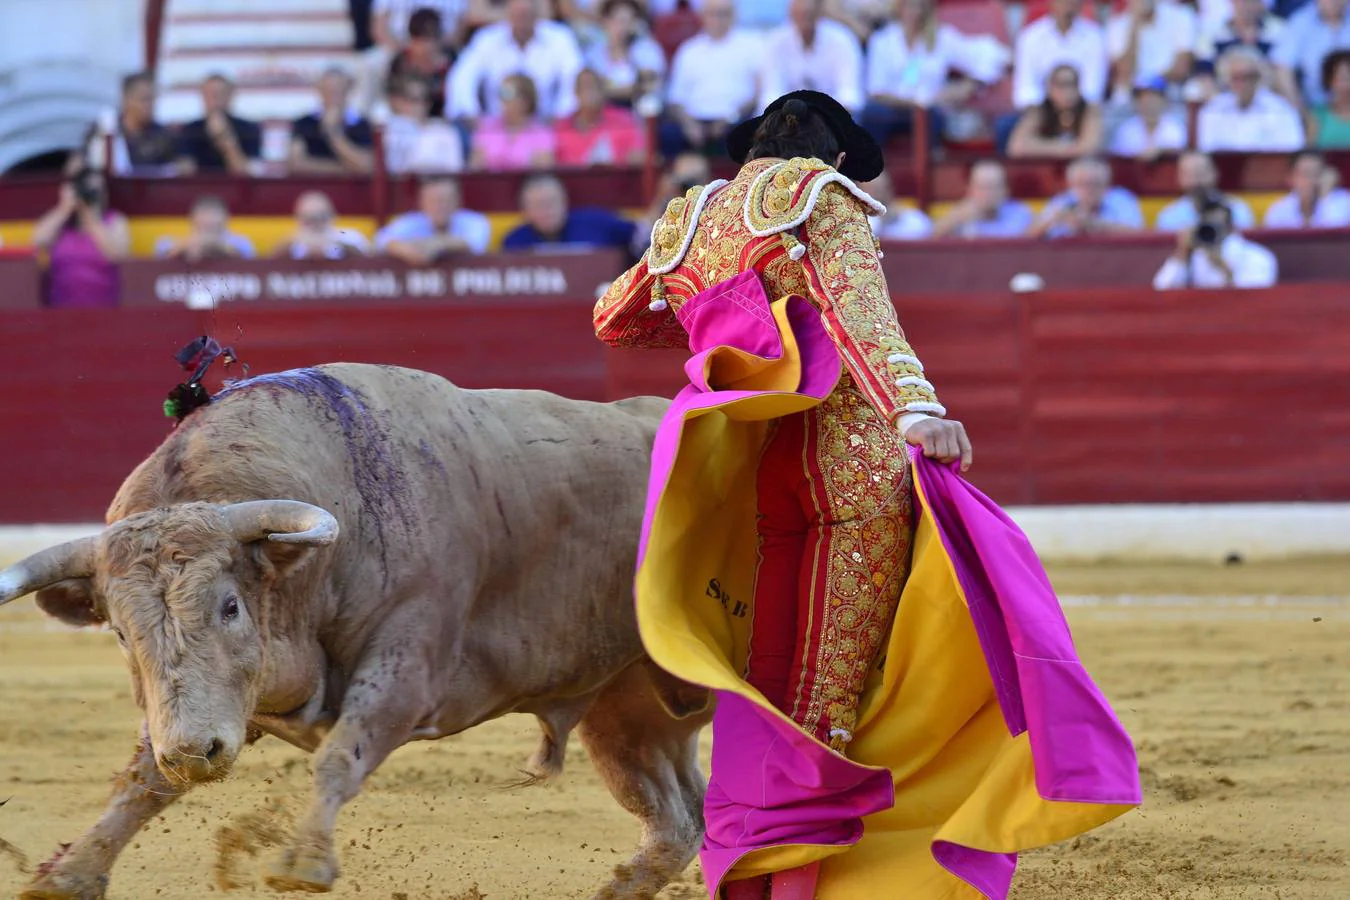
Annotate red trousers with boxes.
[744,384,915,749]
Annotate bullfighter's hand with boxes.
[905,417,972,472]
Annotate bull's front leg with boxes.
[23,724,189,900]
[263,641,430,893]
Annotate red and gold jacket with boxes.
[592,156,945,424]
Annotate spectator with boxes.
[863,0,1009,147]
[387,7,456,118]
[289,68,375,175]
[1272,0,1350,107]
[587,0,666,107]
[1263,149,1350,225]
[1008,64,1105,158]
[1311,49,1350,145]
[446,0,585,124]
[931,160,1035,238]
[383,74,467,173]
[1106,0,1198,101]
[470,74,557,170]
[30,158,129,308]
[660,0,764,156]
[1197,46,1306,150]
[631,153,713,254]
[1155,150,1257,231]
[154,196,256,261]
[91,72,179,176]
[277,192,371,259]
[1195,0,1286,78]
[826,0,892,42]
[1012,0,1109,110]
[376,176,492,262]
[555,69,647,166]
[502,174,636,251]
[176,74,262,175]
[372,0,467,51]
[1109,76,1189,159]
[1030,155,1144,238]
[760,0,864,117]
[1153,198,1277,289]
[861,171,933,239]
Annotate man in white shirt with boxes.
[1012,0,1109,108]
[1196,45,1305,150]
[382,75,466,174]
[1262,149,1350,227]
[1154,150,1256,231]
[1154,198,1278,289]
[660,0,764,156]
[376,176,492,262]
[757,0,863,115]
[1106,0,1198,102]
[445,0,584,123]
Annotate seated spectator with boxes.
[863,0,1009,147]
[91,72,179,176]
[376,176,491,262]
[372,0,468,53]
[1106,0,1198,102]
[631,153,713,254]
[289,68,374,174]
[760,0,864,117]
[1008,65,1105,158]
[1272,0,1350,107]
[1195,0,1286,79]
[932,160,1035,238]
[1030,155,1144,238]
[586,0,666,107]
[554,69,647,166]
[858,170,933,239]
[1197,46,1305,150]
[155,196,256,261]
[1153,197,1277,289]
[659,0,763,157]
[1012,0,1108,110]
[1155,150,1257,231]
[277,192,370,259]
[470,74,557,170]
[447,0,585,124]
[1109,76,1189,159]
[30,158,129,308]
[388,7,455,117]
[1263,149,1350,226]
[176,74,262,175]
[384,74,466,173]
[1311,49,1350,145]
[503,174,636,251]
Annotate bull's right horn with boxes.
[0,537,98,606]
[221,500,340,546]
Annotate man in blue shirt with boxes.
[1154,151,1257,232]
[1030,155,1145,239]
[375,176,491,263]
[502,174,637,254]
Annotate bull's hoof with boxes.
[262,845,338,893]
[19,870,109,900]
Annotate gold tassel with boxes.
[648,276,668,311]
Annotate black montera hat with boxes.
[726,90,885,182]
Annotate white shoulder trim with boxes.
[647,179,730,276]
[742,162,887,237]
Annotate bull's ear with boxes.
[34,579,104,627]
[249,541,320,583]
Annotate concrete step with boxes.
[163,18,353,52]
[168,0,345,15]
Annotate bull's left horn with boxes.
[0,536,98,605]
[221,500,340,546]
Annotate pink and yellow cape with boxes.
[634,272,1141,898]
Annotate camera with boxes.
[1194,192,1230,246]
[1194,222,1220,246]
[67,167,103,206]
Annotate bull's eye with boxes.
[221,596,240,622]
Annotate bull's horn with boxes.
[221,500,339,546]
[0,537,98,606]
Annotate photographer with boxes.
[1153,196,1276,290]
[31,158,130,308]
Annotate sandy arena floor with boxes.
[0,556,1346,899]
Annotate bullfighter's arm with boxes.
[593,250,688,349]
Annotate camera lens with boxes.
[1195,223,1218,245]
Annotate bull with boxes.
[0,363,709,899]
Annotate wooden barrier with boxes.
[0,283,1346,522]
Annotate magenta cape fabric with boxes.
[634,274,1141,898]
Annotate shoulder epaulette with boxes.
[743,157,886,237]
[648,179,730,275]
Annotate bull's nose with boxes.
[157,738,229,781]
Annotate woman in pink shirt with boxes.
[554,68,648,167]
[470,74,557,171]
[31,160,130,308]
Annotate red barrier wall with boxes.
[0,284,1347,522]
